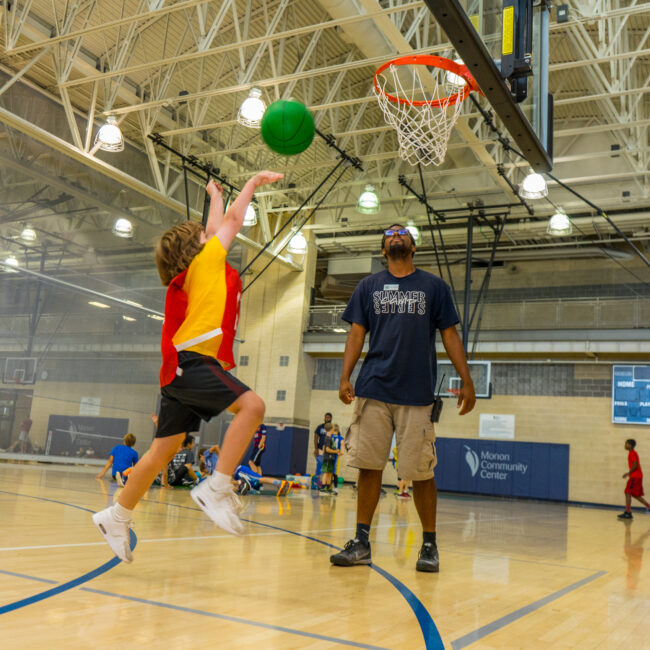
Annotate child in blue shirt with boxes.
[96,434,139,484]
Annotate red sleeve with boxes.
[629,450,639,468]
[159,270,189,387]
[216,263,242,371]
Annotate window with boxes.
[240,355,249,366]
[279,355,289,367]
[276,390,286,401]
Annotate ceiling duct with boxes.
[327,255,384,276]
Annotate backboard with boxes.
[424,0,552,171]
[437,360,492,398]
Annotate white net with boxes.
[374,60,471,167]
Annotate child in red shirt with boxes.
[618,439,650,520]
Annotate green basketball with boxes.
[260,99,315,155]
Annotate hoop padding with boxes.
[373,55,479,167]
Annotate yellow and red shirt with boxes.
[159,235,241,386]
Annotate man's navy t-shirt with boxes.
[342,269,458,406]
[314,423,328,451]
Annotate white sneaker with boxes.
[191,479,244,535]
[92,506,133,563]
[115,472,124,487]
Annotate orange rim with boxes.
[373,55,481,108]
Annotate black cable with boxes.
[243,163,351,293]
[469,93,650,283]
[545,171,650,271]
[414,163,461,315]
[240,159,345,277]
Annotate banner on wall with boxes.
[435,437,570,501]
[612,365,650,425]
[45,415,129,459]
[479,414,515,439]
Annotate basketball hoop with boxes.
[373,55,481,166]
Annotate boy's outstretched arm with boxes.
[216,170,283,251]
[204,179,224,239]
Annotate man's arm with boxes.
[313,429,319,457]
[216,171,283,251]
[339,322,367,404]
[439,325,476,415]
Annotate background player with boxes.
[619,439,650,519]
[95,433,138,484]
[248,423,267,474]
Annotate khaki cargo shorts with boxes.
[344,397,437,481]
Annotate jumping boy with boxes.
[92,170,283,562]
[618,438,650,519]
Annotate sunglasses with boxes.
[384,228,409,236]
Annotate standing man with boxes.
[313,412,332,482]
[330,224,476,573]
[248,423,267,474]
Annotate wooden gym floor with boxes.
[1,463,649,649]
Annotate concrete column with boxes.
[235,231,317,430]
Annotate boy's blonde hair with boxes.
[155,221,205,286]
[324,422,333,431]
[124,433,136,447]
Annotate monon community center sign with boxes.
[434,438,570,501]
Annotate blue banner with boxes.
[435,437,570,501]
[241,425,309,476]
[612,365,650,425]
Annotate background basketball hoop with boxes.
[373,55,481,167]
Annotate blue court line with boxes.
[0,489,98,514]
[0,569,56,585]
[0,568,389,648]
[104,496,445,650]
[0,490,137,615]
[242,517,445,650]
[1,485,442,648]
[450,570,607,649]
[79,587,391,649]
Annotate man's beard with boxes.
[386,239,411,260]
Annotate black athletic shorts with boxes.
[250,446,265,466]
[156,351,250,438]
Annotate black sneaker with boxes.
[416,542,440,573]
[617,511,633,519]
[330,539,371,566]
[237,475,252,496]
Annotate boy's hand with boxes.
[206,179,223,198]
[253,171,284,187]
